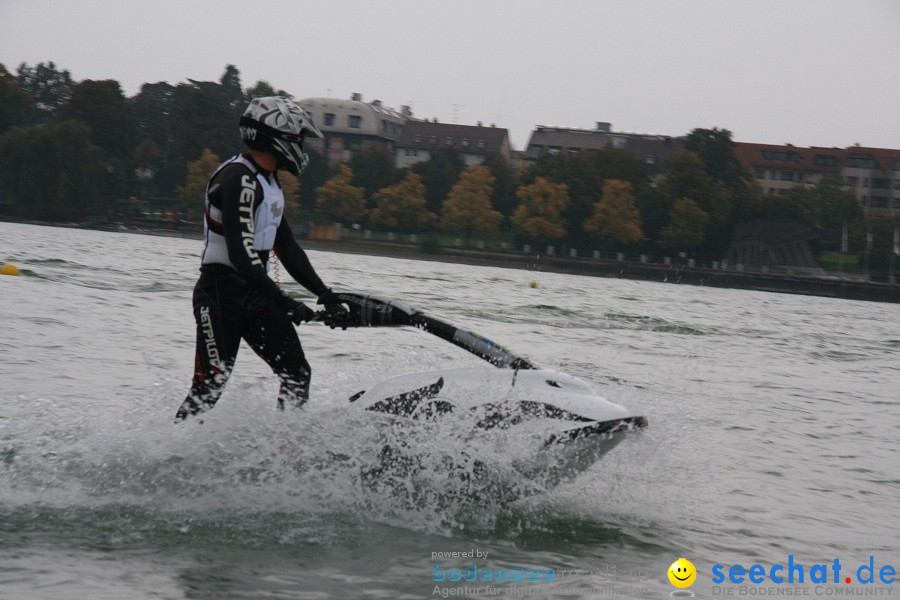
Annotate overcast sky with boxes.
[2,0,898,151]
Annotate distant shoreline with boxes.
[4,218,898,304]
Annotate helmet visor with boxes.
[280,131,306,145]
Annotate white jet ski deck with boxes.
[317,293,647,496]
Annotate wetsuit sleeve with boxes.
[214,165,293,309]
[274,219,330,297]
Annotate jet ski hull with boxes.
[350,367,647,498]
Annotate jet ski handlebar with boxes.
[313,292,537,370]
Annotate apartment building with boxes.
[733,142,900,217]
[521,122,684,183]
[842,146,900,216]
[297,93,410,165]
[395,120,511,169]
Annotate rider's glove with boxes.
[288,300,316,325]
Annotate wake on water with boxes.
[0,376,634,544]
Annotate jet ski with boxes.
[317,293,648,498]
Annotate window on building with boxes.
[846,155,877,169]
[644,155,658,165]
[761,150,802,162]
[781,170,795,181]
[755,168,766,179]
[429,136,437,144]
[414,134,421,143]
[547,146,561,155]
[612,137,626,149]
[894,180,900,190]
[476,140,485,149]
[461,138,469,147]
[813,155,837,166]
[348,115,361,128]
[892,160,900,171]
[343,138,361,151]
[324,113,335,126]
[871,197,888,208]
[568,148,579,155]
[528,145,543,157]
[892,198,900,209]
[872,178,891,189]
[445,137,453,146]
[845,176,859,187]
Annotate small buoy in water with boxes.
[0,263,20,276]
[529,280,538,288]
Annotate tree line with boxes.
[1,61,892,271]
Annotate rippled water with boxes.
[1,222,898,599]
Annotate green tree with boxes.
[658,151,716,213]
[370,172,436,231]
[527,148,649,243]
[315,163,367,223]
[851,217,900,276]
[297,148,330,212]
[584,179,643,247]
[634,185,668,244]
[170,79,241,192]
[130,81,177,194]
[0,120,104,220]
[244,80,291,100]
[807,174,862,247]
[176,148,221,217]
[483,154,520,219]
[440,165,502,243]
[62,79,137,159]
[660,197,710,251]
[16,61,74,123]
[348,146,403,204]
[279,170,301,219]
[132,136,161,201]
[133,137,161,172]
[741,186,807,222]
[60,79,137,202]
[511,177,569,242]
[412,149,466,214]
[0,64,32,134]
[658,150,732,255]
[220,64,244,112]
[684,127,746,188]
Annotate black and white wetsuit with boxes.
[176,154,330,421]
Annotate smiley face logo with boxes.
[668,558,696,588]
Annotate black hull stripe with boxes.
[543,416,649,447]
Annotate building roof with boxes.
[734,142,900,173]
[527,126,612,151]
[396,120,509,155]
[297,96,406,139]
[843,146,900,171]
[523,126,683,173]
[526,125,682,151]
[733,142,845,174]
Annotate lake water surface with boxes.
[1,222,898,599]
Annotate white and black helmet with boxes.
[239,96,324,176]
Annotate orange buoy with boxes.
[0,263,20,276]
